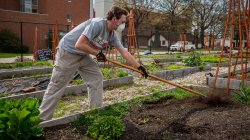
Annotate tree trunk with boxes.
[200,27,205,48]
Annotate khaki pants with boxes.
[39,48,103,120]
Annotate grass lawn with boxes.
[0,53,32,58]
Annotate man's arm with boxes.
[116,47,140,68]
[75,35,99,56]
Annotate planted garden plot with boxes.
[2,65,248,139]
[0,67,131,98]
[0,61,53,79]
[140,61,211,81]
[0,62,113,80]
[42,86,250,140]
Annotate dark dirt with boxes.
[122,96,250,140]
[42,96,250,140]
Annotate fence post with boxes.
[20,22,23,62]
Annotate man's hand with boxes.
[138,65,148,78]
[96,51,106,62]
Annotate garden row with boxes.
[3,51,249,139]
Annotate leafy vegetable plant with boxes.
[0,98,43,140]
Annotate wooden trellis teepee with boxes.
[127,9,140,62]
[213,0,250,93]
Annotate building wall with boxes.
[0,0,20,11]
[94,0,114,18]
[47,0,90,25]
[0,10,49,53]
[0,0,90,53]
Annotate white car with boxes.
[170,41,195,51]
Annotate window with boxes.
[162,40,166,45]
[20,0,38,13]
[32,0,38,13]
[67,15,72,22]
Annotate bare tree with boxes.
[192,0,228,48]
[154,0,193,50]
[156,0,193,32]
[114,0,157,28]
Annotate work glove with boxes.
[138,65,148,78]
[96,50,106,62]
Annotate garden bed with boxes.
[41,86,250,139]
[206,60,248,67]
[149,65,211,80]
[0,67,131,98]
[0,66,53,79]
[0,63,113,79]
[206,67,250,89]
[1,75,134,100]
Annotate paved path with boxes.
[0,56,34,63]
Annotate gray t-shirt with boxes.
[59,18,123,56]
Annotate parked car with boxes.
[141,50,152,55]
[170,41,195,52]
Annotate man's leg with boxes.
[39,48,81,120]
[78,56,103,108]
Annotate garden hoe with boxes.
[107,58,207,97]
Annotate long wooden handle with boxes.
[107,58,207,97]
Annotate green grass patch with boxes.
[23,73,52,78]
[54,94,88,118]
[146,63,187,72]
[201,55,228,63]
[0,53,32,58]
[165,65,187,70]
[132,89,194,105]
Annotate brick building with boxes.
[0,0,92,53]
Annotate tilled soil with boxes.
[43,96,250,140]
[121,96,250,140]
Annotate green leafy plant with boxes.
[71,79,84,85]
[74,103,128,126]
[101,68,129,80]
[199,63,205,71]
[115,69,129,77]
[74,103,128,139]
[87,116,125,140]
[143,117,150,124]
[101,68,113,80]
[147,63,159,72]
[184,51,203,66]
[0,29,20,53]
[175,53,182,58]
[74,89,194,140]
[0,98,43,140]
[234,83,250,104]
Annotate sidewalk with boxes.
[0,56,34,63]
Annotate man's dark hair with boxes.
[106,6,128,20]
